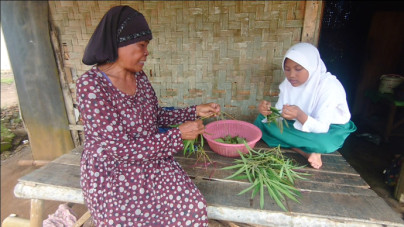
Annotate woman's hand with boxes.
[258,100,272,116]
[196,103,221,118]
[178,119,205,140]
[281,104,308,124]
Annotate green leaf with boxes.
[221,163,244,170]
[266,183,287,211]
[215,138,225,143]
[225,166,247,180]
[238,179,259,195]
[259,173,265,209]
[251,184,260,198]
[270,106,281,114]
[231,175,249,180]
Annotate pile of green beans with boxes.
[222,144,309,211]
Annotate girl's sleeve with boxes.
[295,82,349,133]
[77,75,184,162]
[293,116,330,133]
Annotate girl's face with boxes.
[283,58,309,87]
[117,40,149,72]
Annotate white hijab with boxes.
[276,43,351,131]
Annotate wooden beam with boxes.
[50,25,81,147]
[30,199,44,227]
[301,1,323,46]
[1,2,75,160]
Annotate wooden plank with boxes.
[195,180,404,226]
[175,146,368,188]
[204,141,358,174]
[52,146,82,165]
[396,163,404,202]
[301,0,323,45]
[52,153,80,166]
[277,152,359,174]
[50,25,80,148]
[176,155,367,188]
[30,199,44,227]
[14,183,84,204]
[206,205,383,227]
[47,145,368,193]
[295,181,374,196]
[18,163,81,189]
[194,178,283,212]
[1,1,75,160]
[13,149,404,226]
[69,124,84,131]
[21,150,368,194]
[299,170,368,188]
[289,190,404,226]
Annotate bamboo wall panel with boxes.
[48,1,307,121]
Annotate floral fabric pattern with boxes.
[76,66,208,226]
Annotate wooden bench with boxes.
[14,142,404,227]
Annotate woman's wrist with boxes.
[195,105,200,117]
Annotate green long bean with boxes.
[222,143,309,211]
[266,107,289,133]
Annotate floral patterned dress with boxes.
[76,66,208,226]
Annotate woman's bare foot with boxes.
[292,148,322,169]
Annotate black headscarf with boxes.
[82,6,153,65]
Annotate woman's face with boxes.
[117,40,149,72]
[283,58,309,87]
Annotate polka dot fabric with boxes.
[76,66,208,226]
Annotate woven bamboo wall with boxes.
[48,1,307,121]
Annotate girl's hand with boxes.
[258,100,272,116]
[196,103,221,118]
[178,119,205,140]
[281,104,308,123]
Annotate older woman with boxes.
[77,6,220,226]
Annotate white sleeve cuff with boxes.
[295,116,330,133]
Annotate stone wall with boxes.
[48,1,306,121]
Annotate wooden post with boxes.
[50,24,81,147]
[395,162,404,203]
[2,216,30,227]
[301,1,323,46]
[30,199,44,227]
[1,1,75,160]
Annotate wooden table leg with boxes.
[30,199,44,227]
[384,102,397,142]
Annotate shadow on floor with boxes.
[339,116,404,218]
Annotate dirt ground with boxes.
[1,71,18,108]
[1,71,89,223]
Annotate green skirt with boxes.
[253,114,357,154]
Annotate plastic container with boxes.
[203,120,262,157]
[379,74,404,94]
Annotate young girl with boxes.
[254,42,356,169]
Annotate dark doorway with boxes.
[318,1,370,110]
[318,1,404,116]
[319,2,404,217]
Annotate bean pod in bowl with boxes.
[203,120,262,157]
